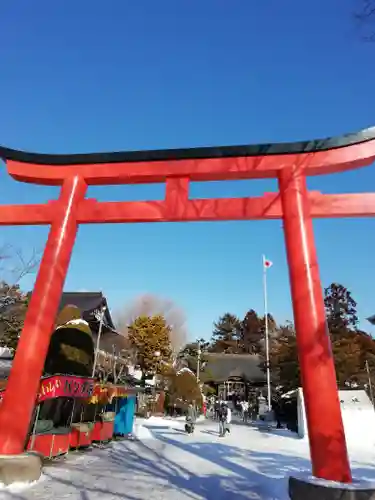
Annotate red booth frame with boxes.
[26,375,95,458]
[1,127,375,482]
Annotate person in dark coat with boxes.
[272,394,282,429]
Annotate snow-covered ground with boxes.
[1,417,375,500]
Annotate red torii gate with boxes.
[1,127,375,482]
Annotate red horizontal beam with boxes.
[0,192,374,226]
[76,192,375,223]
[310,192,375,218]
[6,139,375,186]
[0,202,55,225]
[76,195,280,223]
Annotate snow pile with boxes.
[298,388,375,448]
[133,416,171,440]
[0,475,45,493]
[0,347,11,359]
[133,422,154,440]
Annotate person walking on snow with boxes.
[218,403,231,437]
[185,403,197,434]
[241,400,249,423]
[214,400,220,420]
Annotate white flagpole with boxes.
[262,255,272,412]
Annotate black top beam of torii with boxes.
[0,126,374,165]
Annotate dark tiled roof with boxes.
[204,353,265,383]
[59,292,116,331]
[27,291,117,332]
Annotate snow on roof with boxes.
[176,367,195,376]
[0,347,12,359]
[55,318,90,330]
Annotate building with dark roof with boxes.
[58,292,116,331]
[27,291,123,353]
[203,353,266,400]
[58,292,123,353]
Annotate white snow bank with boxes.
[0,347,11,359]
[0,475,45,493]
[132,416,171,440]
[133,423,154,440]
[298,388,375,448]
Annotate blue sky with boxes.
[0,0,375,340]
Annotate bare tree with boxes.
[0,245,41,351]
[116,294,188,357]
[94,346,129,384]
[0,244,40,291]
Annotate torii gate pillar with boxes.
[279,167,350,482]
[0,176,87,455]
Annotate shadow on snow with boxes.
[0,424,374,500]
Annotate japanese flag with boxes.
[263,256,273,269]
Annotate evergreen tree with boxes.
[178,338,209,372]
[332,333,363,387]
[268,322,300,392]
[324,283,358,336]
[127,314,173,378]
[168,369,203,409]
[0,282,29,353]
[324,283,365,388]
[239,309,263,354]
[211,313,241,353]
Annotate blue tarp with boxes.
[113,396,136,435]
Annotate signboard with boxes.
[0,375,94,403]
[0,378,139,404]
[38,375,94,402]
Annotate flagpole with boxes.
[262,255,272,412]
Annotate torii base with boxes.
[289,476,375,500]
[0,453,42,486]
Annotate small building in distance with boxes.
[203,353,266,401]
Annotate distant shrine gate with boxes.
[1,128,375,483]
